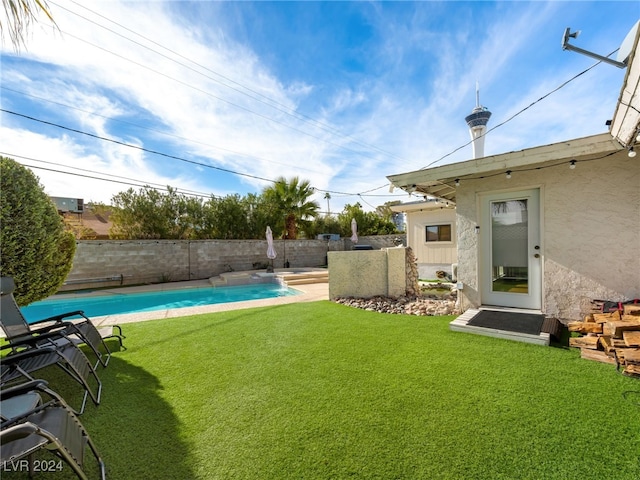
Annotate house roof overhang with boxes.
[389,199,455,213]
[610,21,640,148]
[386,133,623,203]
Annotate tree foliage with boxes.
[0,156,76,305]
[261,177,320,239]
[206,194,254,239]
[301,214,342,239]
[109,186,204,239]
[1,0,58,50]
[337,203,399,236]
[106,181,397,241]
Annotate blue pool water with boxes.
[21,283,299,322]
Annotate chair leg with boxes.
[49,349,102,414]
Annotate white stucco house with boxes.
[387,29,640,323]
[389,200,457,280]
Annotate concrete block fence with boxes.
[61,235,405,291]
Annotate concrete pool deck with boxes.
[87,278,329,327]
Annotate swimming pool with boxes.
[21,283,299,322]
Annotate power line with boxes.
[325,55,620,191]
[2,108,276,184]
[1,152,219,198]
[356,195,379,210]
[1,110,407,200]
[1,86,329,176]
[56,0,408,163]
[45,3,402,164]
[421,52,617,169]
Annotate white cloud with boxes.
[0,126,205,202]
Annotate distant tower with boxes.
[465,84,491,159]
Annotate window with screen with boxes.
[425,224,452,242]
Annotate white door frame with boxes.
[479,188,542,310]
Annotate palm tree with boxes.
[1,0,57,50]
[262,177,319,239]
[324,192,331,215]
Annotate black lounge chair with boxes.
[1,342,102,415]
[0,276,125,369]
[1,379,106,480]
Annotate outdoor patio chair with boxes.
[1,340,102,415]
[1,379,106,480]
[0,276,125,369]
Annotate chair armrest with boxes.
[0,345,57,359]
[1,378,67,407]
[0,379,48,398]
[31,310,89,325]
[0,422,39,442]
[4,329,73,349]
[16,322,70,337]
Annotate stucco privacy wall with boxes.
[62,235,405,291]
[456,151,639,321]
[328,247,406,299]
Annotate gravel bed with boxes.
[334,293,459,316]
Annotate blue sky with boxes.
[1,1,638,213]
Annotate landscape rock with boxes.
[334,293,459,316]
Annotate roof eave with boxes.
[389,199,456,213]
[386,133,622,203]
[610,21,640,148]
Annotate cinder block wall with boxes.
[62,235,405,291]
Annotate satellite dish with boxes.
[562,21,639,69]
[617,19,640,64]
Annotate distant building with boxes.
[50,196,84,213]
[391,211,405,232]
[464,85,491,159]
[389,199,457,280]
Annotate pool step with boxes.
[208,277,227,287]
[209,269,328,287]
[210,272,256,287]
[278,271,329,286]
[284,277,329,286]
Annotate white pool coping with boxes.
[63,279,329,327]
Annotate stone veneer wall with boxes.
[62,234,405,291]
[405,247,420,296]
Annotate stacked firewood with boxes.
[568,302,640,378]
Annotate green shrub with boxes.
[0,157,76,305]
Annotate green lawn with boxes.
[6,301,640,479]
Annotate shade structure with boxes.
[266,226,277,259]
[350,218,358,244]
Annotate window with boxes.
[425,224,452,242]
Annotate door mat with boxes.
[467,310,544,336]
